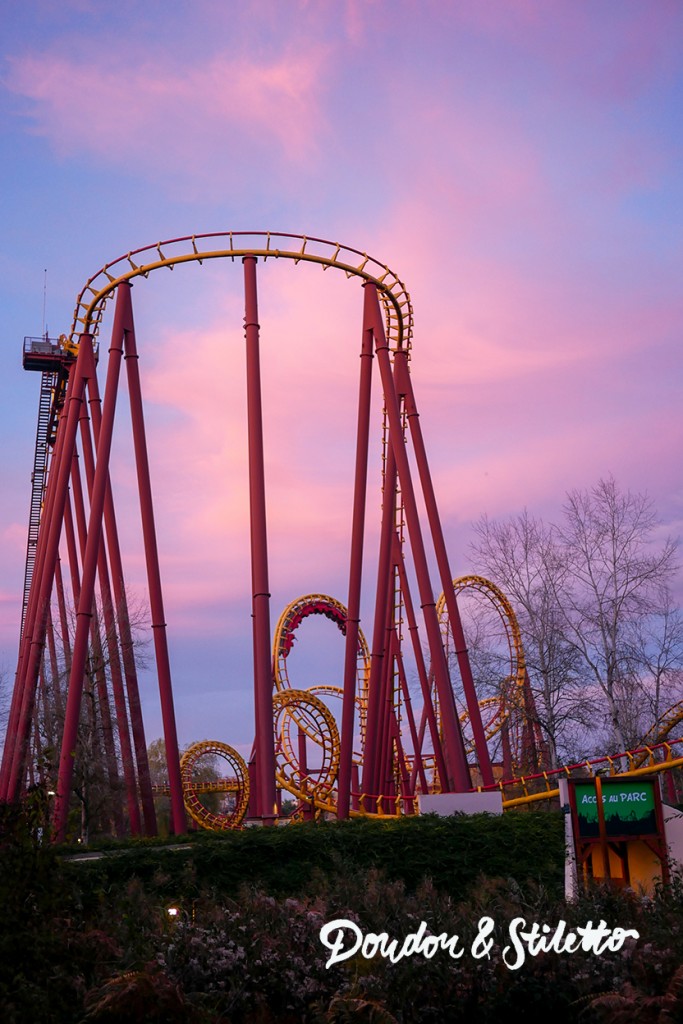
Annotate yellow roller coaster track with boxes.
[272,593,370,765]
[68,231,413,354]
[491,737,683,809]
[436,575,528,758]
[273,689,340,810]
[638,701,683,761]
[179,740,250,830]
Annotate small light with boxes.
[47,790,56,797]
[167,906,179,918]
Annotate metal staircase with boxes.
[20,336,74,641]
[20,369,59,640]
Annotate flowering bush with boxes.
[158,892,342,1021]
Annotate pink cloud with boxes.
[351,167,682,565]
[6,48,328,175]
[433,404,682,524]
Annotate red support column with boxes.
[63,482,127,838]
[54,556,72,681]
[53,312,125,841]
[351,763,360,811]
[38,658,55,750]
[367,283,471,792]
[243,255,277,822]
[393,628,428,794]
[109,553,158,836]
[361,447,398,805]
[502,724,513,780]
[393,348,494,787]
[53,555,72,787]
[392,532,448,789]
[388,705,414,814]
[69,452,125,836]
[520,669,541,773]
[85,340,157,834]
[77,357,141,834]
[45,605,63,723]
[377,584,399,800]
[247,754,259,820]
[122,283,186,836]
[337,285,374,818]
[63,487,81,602]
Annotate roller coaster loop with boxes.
[435,575,547,776]
[272,593,370,764]
[180,741,250,831]
[273,689,340,812]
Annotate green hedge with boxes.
[68,811,565,904]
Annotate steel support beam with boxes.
[84,342,156,833]
[122,283,186,835]
[361,447,398,805]
[337,284,374,818]
[243,256,276,822]
[393,348,493,786]
[53,315,124,840]
[366,283,471,791]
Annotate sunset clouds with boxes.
[1,0,681,744]
[7,49,328,174]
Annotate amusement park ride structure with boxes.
[2,231,683,840]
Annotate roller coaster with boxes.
[2,231,682,839]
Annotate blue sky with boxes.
[1,0,682,754]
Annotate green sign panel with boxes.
[574,779,658,838]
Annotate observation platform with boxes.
[23,335,75,372]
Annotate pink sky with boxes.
[0,1,681,749]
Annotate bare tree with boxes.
[0,665,9,739]
[469,480,682,763]
[556,476,680,752]
[470,510,593,766]
[631,587,683,733]
[0,665,11,775]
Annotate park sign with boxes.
[563,776,669,892]
[573,778,658,839]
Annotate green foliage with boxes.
[3,804,683,1022]
[68,810,566,905]
[0,789,92,1021]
